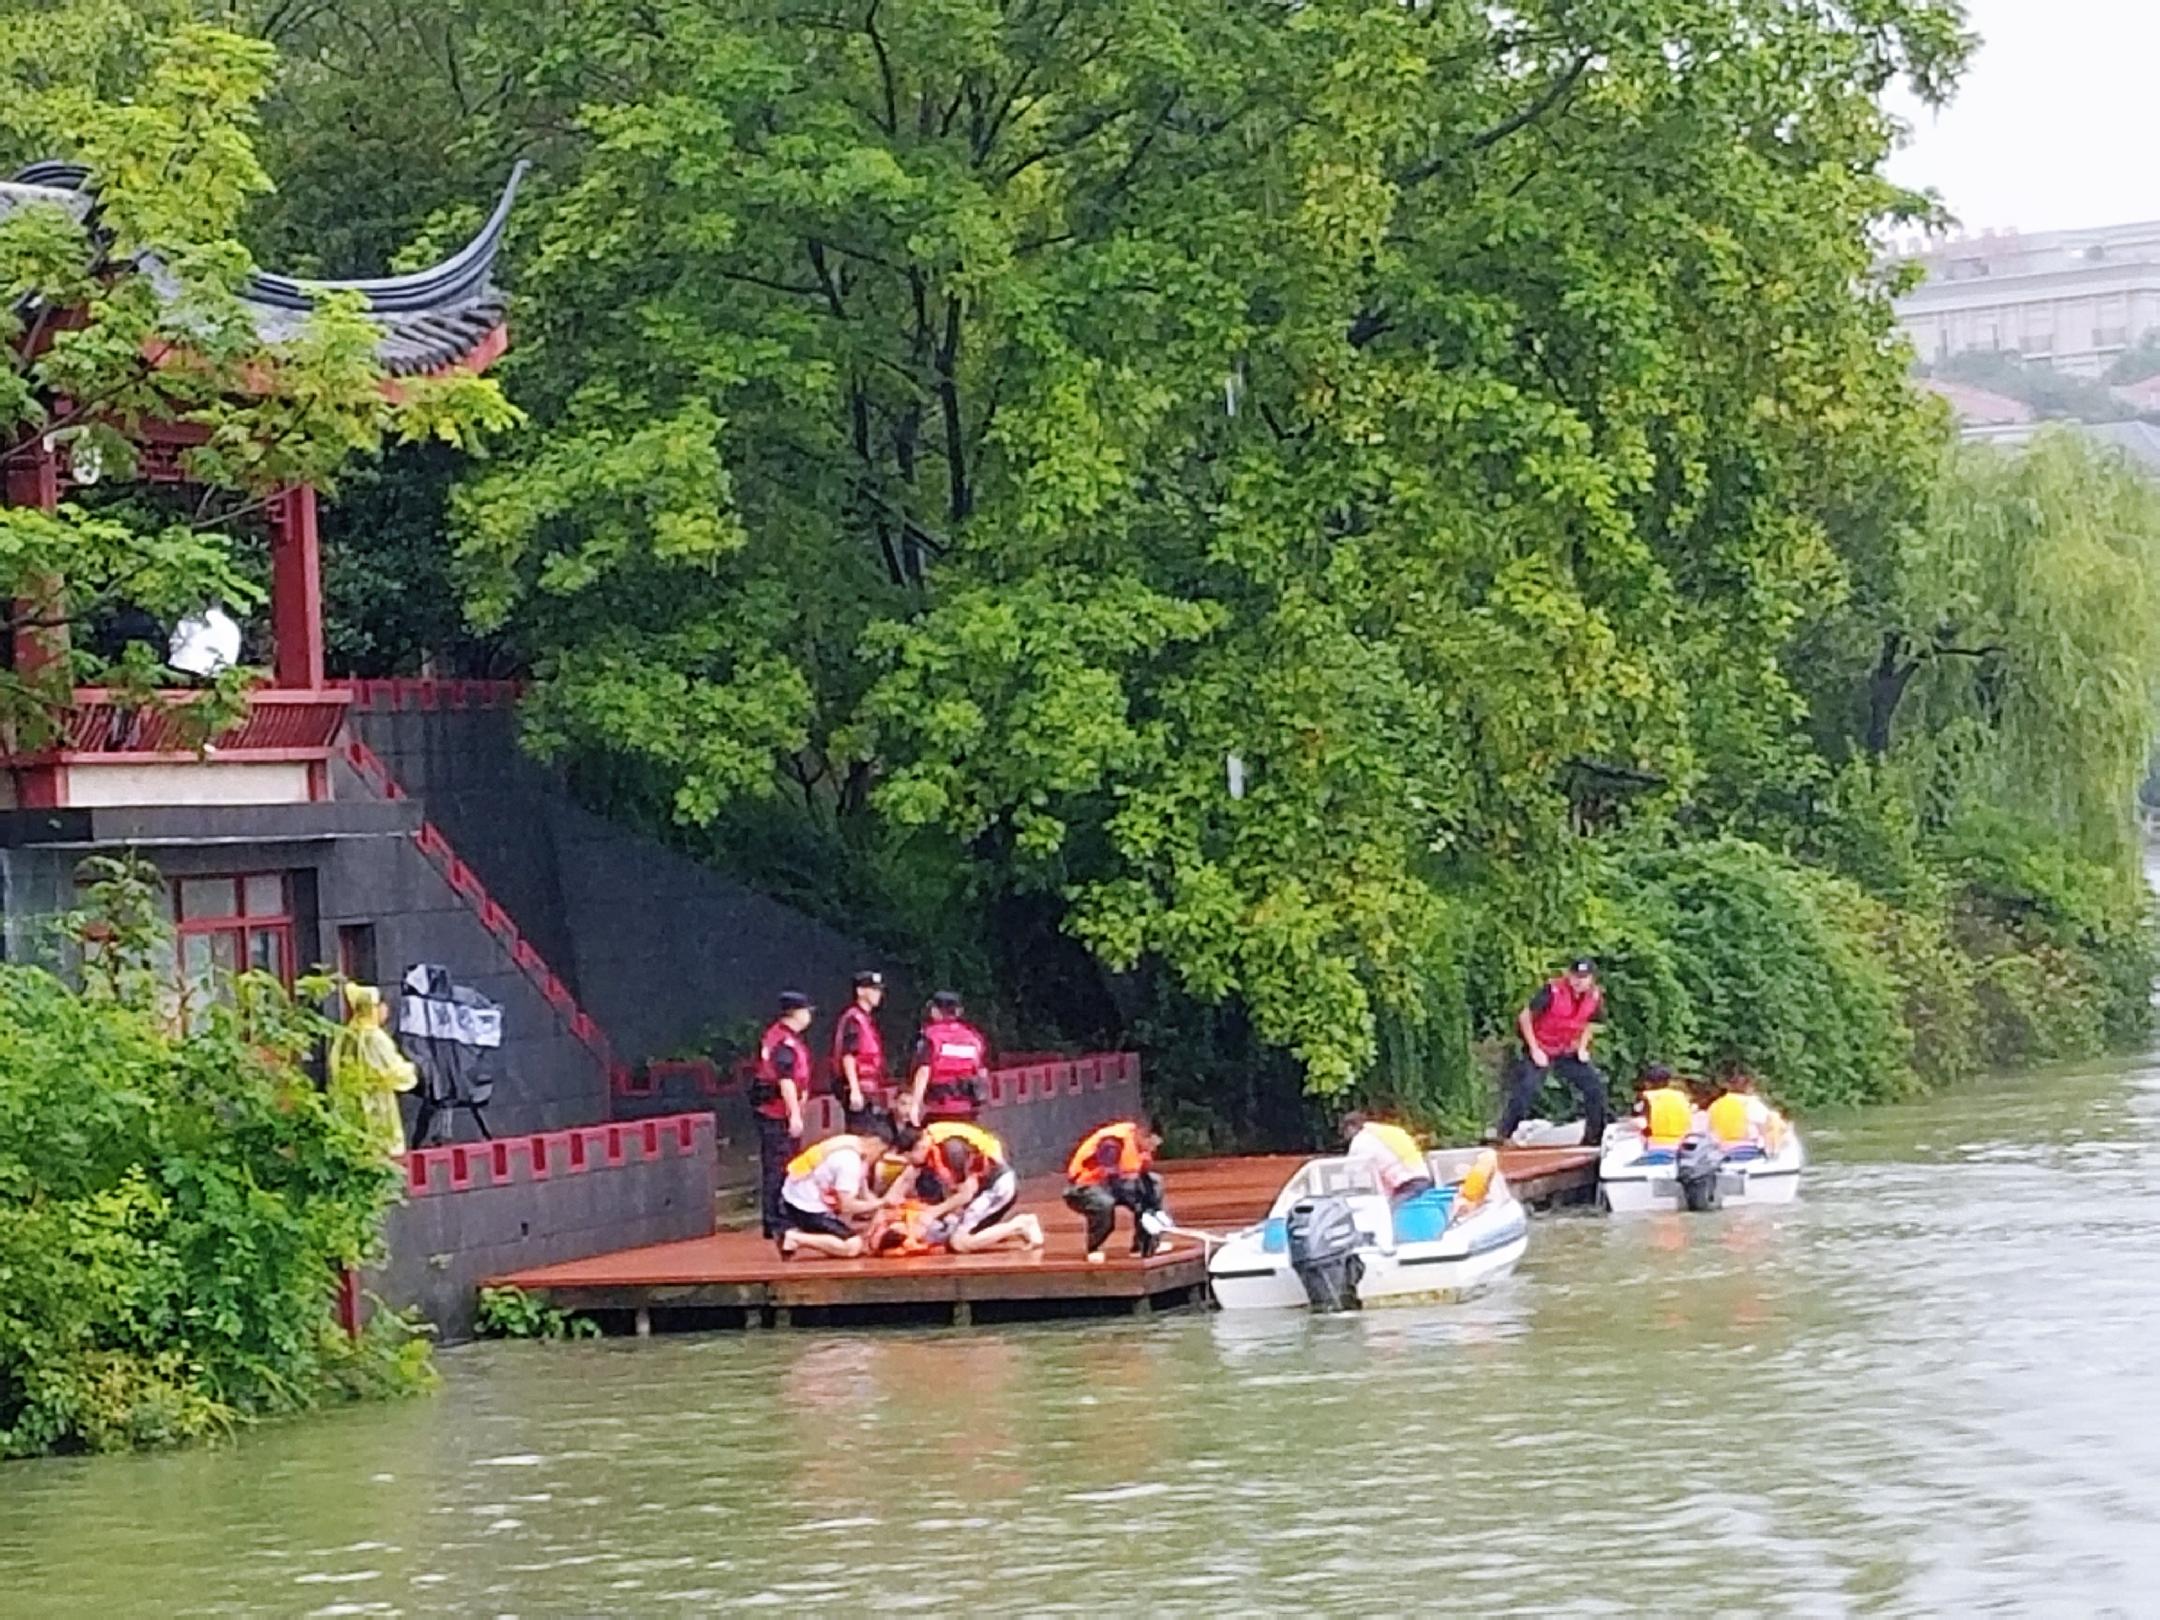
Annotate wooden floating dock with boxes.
[490,1147,1597,1331]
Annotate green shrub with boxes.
[0,861,423,1458]
[1603,838,1912,1111]
[475,1286,601,1341]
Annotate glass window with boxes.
[242,874,287,918]
[179,878,239,920]
[246,927,285,979]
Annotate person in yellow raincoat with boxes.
[329,983,418,1158]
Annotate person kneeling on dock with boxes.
[777,1129,892,1259]
[1340,1113,1434,1205]
[1064,1120,1166,1262]
[890,1122,1043,1253]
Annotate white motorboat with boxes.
[1207,1148,1529,1311]
[1597,1126,1805,1214]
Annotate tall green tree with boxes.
[389,0,1966,1090]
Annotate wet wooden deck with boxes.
[490,1146,1596,1330]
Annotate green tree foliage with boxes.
[222,2,2157,1117]
[1926,350,2136,424]
[0,1,515,738]
[0,860,427,1457]
[379,0,1963,1093]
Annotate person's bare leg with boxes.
[780,1230,864,1259]
[948,1213,1043,1253]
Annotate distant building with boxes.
[1918,376,2034,427]
[1960,418,2160,480]
[1893,221,2160,378]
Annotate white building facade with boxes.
[1893,221,2160,377]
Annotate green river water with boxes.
[5,1056,2159,1616]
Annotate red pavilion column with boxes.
[3,439,67,679]
[268,483,325,689]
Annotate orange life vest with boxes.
[1068,1121,1151,1186]
[925,1119,1006,1182]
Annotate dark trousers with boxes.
[755,1114,796,1238]
[1064,1172,1165,1255]
[1498,1052,1609,1146]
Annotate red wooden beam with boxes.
[268,485,325,690]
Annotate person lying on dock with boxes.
[1340,1112,1435,1205]
[1632,1065,1700,1145]
[776,1129,893,1259]
[886,1122,1043,1253]
[1063,1120,1166,1262]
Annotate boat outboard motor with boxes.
[1674,1133,1725,1213]
[1286,1196,1364,1311]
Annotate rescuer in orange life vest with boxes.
[884,1120,1044,1252]
[1495,956,1610,1148]
[906,990,990,1126]
[831,970,890,1134]
[1063,1120,1166,1261]
[751,991,815,1239]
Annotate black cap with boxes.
[1643,1063,1672,1083]
[1570,956,1597,975]
[778,990,812,1013]
[930,989,963,1013]
[854,970,885,989]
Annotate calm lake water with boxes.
[6,1057,2160,1616]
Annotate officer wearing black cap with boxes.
[1498,956,1608,1147]
[752,991,815,1238]
[907,989,991,1126]
[831,970,890,1133]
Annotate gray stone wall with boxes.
[371,1113,717,1342]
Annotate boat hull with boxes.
[1207,1153,1530,1311]
[1598,1135,1805,1214]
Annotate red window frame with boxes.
[172,873,298,991]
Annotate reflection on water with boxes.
[5,1059,2160,1615]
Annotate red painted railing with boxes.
[624,1051,1141,1108]
[405,1111,715,1197]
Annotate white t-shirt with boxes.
[782,1144,865,1215]
[1345,1126,1421,1195]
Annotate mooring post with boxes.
[773,1306,792,1330]
[743,1307,763,1330]
[634,1306,652,1339]
[1131,1294,1153,1319]
[952,1299,972,1328]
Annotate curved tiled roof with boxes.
[4,160,524,375]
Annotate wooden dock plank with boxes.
[488,1148,1594,1326]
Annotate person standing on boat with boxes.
[1497,957,1609,1147]
[751,992,815,1239]
[1340,1113,1435,1204]
[906,990,990,1126]
[1064,1119,1166,1261]
[832,970,891,1133]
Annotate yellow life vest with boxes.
[1363,1121,1424,1176]
[1643,1086,1694,1143]
[925,1120,1005,1163]
[786,1135,858,1179]
[1455,1149,1498,1209]
[1706,1092,1754,1144]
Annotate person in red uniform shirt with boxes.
[906,990,990,1126]
[831,970,890,1133]
[1496,957,1609,1148]
[750,991,815,1238]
